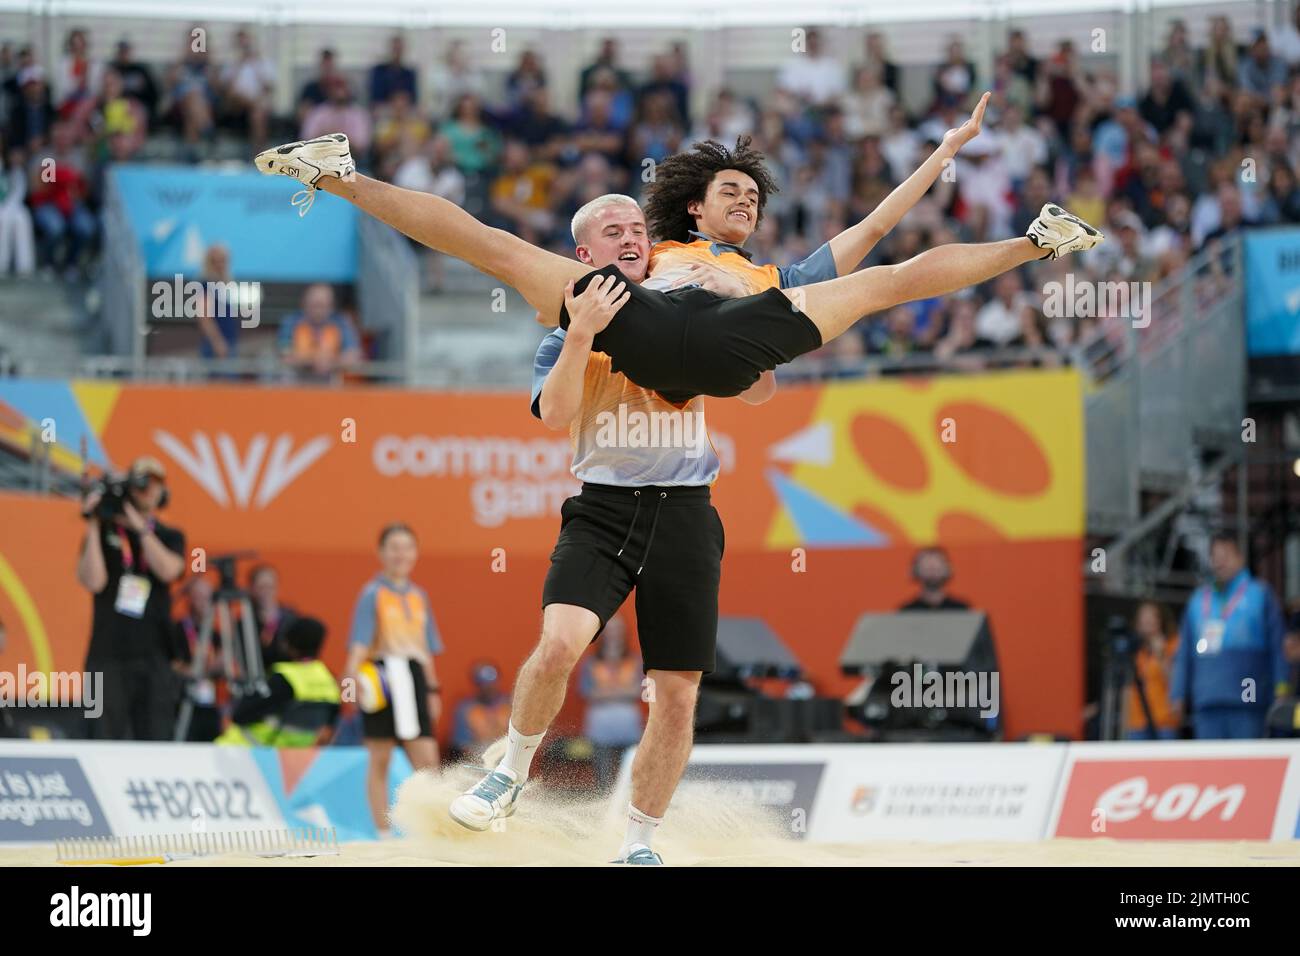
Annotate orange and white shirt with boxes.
[347,576,442,664]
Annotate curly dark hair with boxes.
[642,136,780,243]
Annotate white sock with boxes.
[499,722,545,781]
[620,804,662,857]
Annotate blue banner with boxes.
[1245,228,1300,356]
[111,166,358,282]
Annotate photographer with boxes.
[76,456,186,740]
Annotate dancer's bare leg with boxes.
[786,237,1042,344]
[318,175,590,317]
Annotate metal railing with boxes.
[1073,233,1246,537]
[357,214,419,379]
[97,168,146,364]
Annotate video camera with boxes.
[82,458,169,521]
[84,471,150,522]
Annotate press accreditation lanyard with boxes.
[1195,577,1248,656]
[1200,577,1248,623]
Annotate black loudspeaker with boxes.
[696,617,849,742]
[713,616,803,679]
[839,610,999,739]
[840,610,997,675]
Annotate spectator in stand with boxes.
[297,47,339,122]
[1126,600,1181,740]
[640,53,690,130]
[373,88,431,164]
[162,27,216,149]
[92,69,149,162]
[440,93,499,177]
[584,66,635,132]
[7,65,54,152]
[1238,31,1287,101]
[28,120,96,277]
[278,283,362,381]
[1260,161,1300,225]
[626,89,684,168]
[573,89,628,173]
[1160,19,1196,82]
[996,102,1048,189]
[218,28,275,147]
[0,139,34,276]
[1171,532,1288,740]
[1140,59,1195,135]
[490,139,558,246]
[1199,181,1252,249]
[248,563,299,669]
[1203,17,1242,87]
[991,53,1034,117]
[369,34,417,109]
[578,615,643,791]
[841,64,894,140]
[1036,40,1085,139]
[505,49,547,108]
[195,243,240,362]
[956,134,1014,238]
[427,40,485,119]
[864,31,899,94]
[0,44,36,124]
[579,37,632,102]
[1004,29,1038,85]
[975,272,1034,346]
[109,39,157,126]
[450,662,512,762]
[391,132,465,203]
[777,27,847,107]
[391,134,465,290]
[503,86,568,162]
[871,305,919,361]
[932,38,976,113]
[53,28,102,134]
[900,548,970,611]
[301,76,371,159]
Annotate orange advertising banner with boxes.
[0,370,1084,739]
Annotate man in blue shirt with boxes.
[1170,532,1289,739]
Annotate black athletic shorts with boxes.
[559,264,823,404]
[361,657,435,741]
[542,482,724,673]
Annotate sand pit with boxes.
[4,768,1300,866]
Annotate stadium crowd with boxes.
[0,13,1294,369]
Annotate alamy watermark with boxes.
[150,275,261,328]
[1042,274,1151,328]
[0,666,102,719]
[594,405,709,459]
[890,663,1000,719]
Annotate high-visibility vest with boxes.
[217,660,341,748]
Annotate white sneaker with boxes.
[612,843,664,865]
[1026,203,1104,260]
[253,133,355,217]
[449,768,524,832]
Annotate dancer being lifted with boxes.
[255,93,1101,404]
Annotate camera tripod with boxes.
[174,553,268,742]
[1099,617,1159,741]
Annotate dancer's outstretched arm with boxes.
[317,174,591,318]
[828,92,990,275]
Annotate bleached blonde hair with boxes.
[570,193,643,245]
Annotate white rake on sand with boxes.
[55,827,341,865]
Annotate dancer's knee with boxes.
[534,604,598,677]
